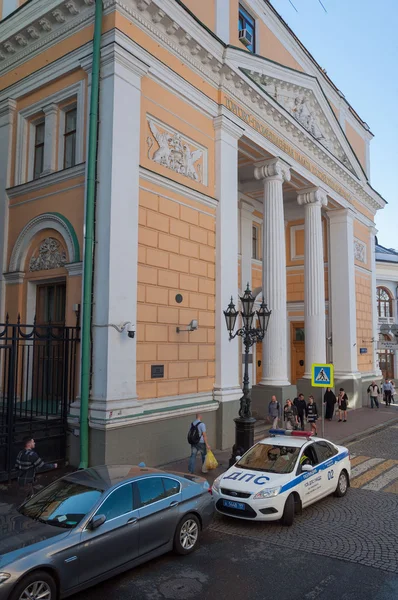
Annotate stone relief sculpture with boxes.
[354,239,366,263]
[147,118,206,184]
[246,71,355,173]
[29,238,67,272]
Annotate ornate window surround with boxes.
[15,80,85,185]
[290,224,305,261]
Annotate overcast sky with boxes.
[270,0,398,248]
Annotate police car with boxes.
[212,429,351,526]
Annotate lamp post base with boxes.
[229,416,256,467]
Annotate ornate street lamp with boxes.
[224,284,271,465]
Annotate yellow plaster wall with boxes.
[345,122,367,171]
[136,183,216,400]
[355,271,373,372]
[230,0,240,47]
[329,101,339,121]
[257,21,304,72]
[252,264,262,290]
[140,78,215,196]
[181,0,216,31]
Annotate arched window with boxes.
[377,287,393,318]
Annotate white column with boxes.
[0,99,16,321]
[215,0,230,43]
[240,200,255,385]
[297,187,327,375]
[370,226,381,376]
[240,201,254,292]
[42,103,58,175]
[214,114,243,403]
[89,44,148,421]
[329,209,358,375]
[254,158,291,386]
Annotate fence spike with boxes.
[17,313,21,324]
[5,312,9,323]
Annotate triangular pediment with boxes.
[241,68,359,177]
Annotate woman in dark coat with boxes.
[324,387,336,421]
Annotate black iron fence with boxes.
[0,318,80,481]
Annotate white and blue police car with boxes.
[212,429,351,526]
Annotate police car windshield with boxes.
[236,443,300,474]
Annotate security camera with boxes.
[127,323,135,339]
[189,319,198,331]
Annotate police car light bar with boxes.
[269,429,313,438]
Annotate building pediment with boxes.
[242,68,358,178]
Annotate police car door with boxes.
[313,441,339,494]
[298,443,325,506]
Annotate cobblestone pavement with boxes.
[210,423,398,574]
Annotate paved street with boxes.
[68,422,398,600]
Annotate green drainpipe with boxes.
[79,0,103,469]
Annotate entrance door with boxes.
[291,323,305,385]
[33,282,66,407]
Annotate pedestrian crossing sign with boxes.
[311,363,334,387]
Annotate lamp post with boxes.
[224,284,271,466]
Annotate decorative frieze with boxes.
[29,238,67,272]
[147,116,207,185]
[354,238,367,264]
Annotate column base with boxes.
[229,417,256,467]
[250,384,297,419]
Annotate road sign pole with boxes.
[321,387,325,438]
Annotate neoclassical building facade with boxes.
[0,0,385,467]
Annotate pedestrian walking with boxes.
[268,395,282,429]
[367,381,380,409]
[294,393,307,430]
[338,388,348,422]
[382,379,393,406]
[324,387,337,420]
[390,381,397,404]
[15,437,57,500]
[306,396,318,436]
[187,413,210,474]
[283,399,298,430]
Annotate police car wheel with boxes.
[280,494,295,526]
[334,470,349,497]
[173,513,200,555]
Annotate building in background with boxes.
[0,0,386,474]
[376,241,398,381]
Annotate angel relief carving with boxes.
[147,118,207,184]
[29,238,67,272]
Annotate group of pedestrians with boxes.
[268,394,320,436]
[367,378,396,408]
[268,387,350,435]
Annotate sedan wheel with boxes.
[174,514,200,555]
[10,571,56,600]
[334,470,349,497]
[19,581,52,600]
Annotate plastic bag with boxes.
[203,449,218,471]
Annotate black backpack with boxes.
[187,422,201,445]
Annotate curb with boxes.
[337,416,398,446]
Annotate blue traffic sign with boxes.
[311,363,334,387]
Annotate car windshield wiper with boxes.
[37,517,70,529]
[236,465,269,472]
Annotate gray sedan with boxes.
[0,465,214,600]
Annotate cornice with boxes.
[0,1,95,75]
[7,163,86,199]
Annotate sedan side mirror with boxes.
[89,514,106,530]
[301,464,314,472]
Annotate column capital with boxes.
[213,113,244,140]
[0,98,17,125]
[327,207,355,224]
[297,186,328,208]
[254,158,291,184]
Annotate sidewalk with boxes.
[160,404,398,485]
[1,405,397,512]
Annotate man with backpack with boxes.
[187,413,209,474]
